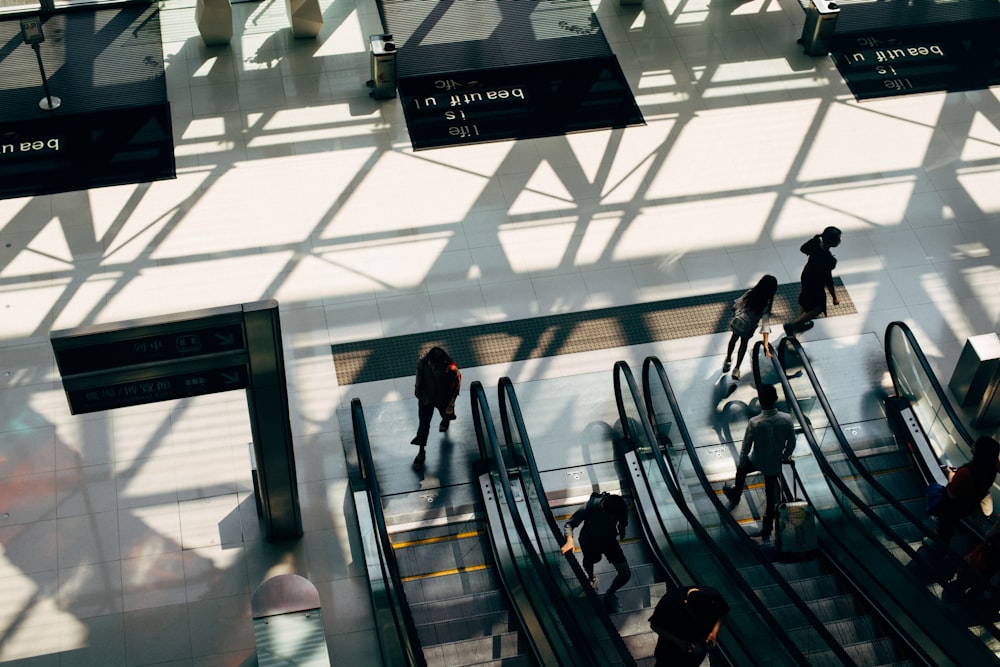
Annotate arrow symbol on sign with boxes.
[222,372,241,384]
[215,332,235,346]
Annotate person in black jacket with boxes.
[410,346,461,471]
[564,492,631,612]
[784,226,841,336]
[649,585,729,667]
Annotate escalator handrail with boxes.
[470,381,591,667]
[884,321,976,445]
[884,321,994,543]
[496,376,637,667]
[757,341,997,665]
[636,357,839,666]
[618,360,817,666]
[350,398,427,667]
[776,335,1000,600]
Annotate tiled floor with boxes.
[1,0,999,664]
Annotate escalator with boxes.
[774,323,1000,656]
[615,359,824,665]
[349,387,599,666]
[747,340,999,665]
[493,373,683,662]
[488,377,635,665]
[349,397,425,667]
[883,321,999,544]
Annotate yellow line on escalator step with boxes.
[400,563,490,582]
[392,530,481,549]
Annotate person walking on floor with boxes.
[723,274,778,382]
[784,226,842,336]
[564,491,632,612]
[722,383,796,541]
[934,436,1000,546]
[649,585,729,667]
[410,346,462,471]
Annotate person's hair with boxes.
[821,226,842,247]
[687,587,729,623]
[758,383,778,410]
[971,436,1000,472]
[602,494,628,518]
[745,274,778,313]
[968,436,999,493]
[425,346,452,366]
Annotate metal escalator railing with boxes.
[614,360,810,666]
[885,320,998,542]
[350,398,426,667]
[495,376,636,667]
[777,335,1000,611]
[635,356,853,665]
[757,341,997,665]
[470,380,595,666]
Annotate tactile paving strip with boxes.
[331,279,855,385]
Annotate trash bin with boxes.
[949,333,1000,427]
[799,0,839,57]
[368,34,397,100]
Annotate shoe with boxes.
[439,419,449,432]
[783,323,795,336]
[749,529,772,542]
[412,450,426,471]
[410,437,422,446]
[723,359,732,372]
[800,320,815,332]
[722,484,740,510]
[603,592,620,613]
[731,368,741,381]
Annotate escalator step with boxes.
[789,574,839,599]
[826,615,879,645]
[403,568,500,605]
[416,609,519,646]
[422,630,530,665]
[412,590,509,623]
[843,636,903,665]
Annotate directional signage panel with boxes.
[52,316,246,376]
[63,361,249,414]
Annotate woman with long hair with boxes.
[723,274,778,381]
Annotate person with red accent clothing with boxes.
[936,436,1000,545]
[410,346,462,471]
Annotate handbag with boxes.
[925,482,946,516]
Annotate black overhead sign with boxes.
[51,305,251,415]
[63,361,248,413]
[53,321,245,376]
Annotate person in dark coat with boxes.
[937,436,1000,545]
[410,346,461,470]
[564,492,631,612]
[649,585,729,667]
[784,226,841,336]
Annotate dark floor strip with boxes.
[331,280,856,385]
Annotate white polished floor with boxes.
[1,0,999,663]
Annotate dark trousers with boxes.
[413,402,449,447]
[581,541,631,597]
[732,462,780,537]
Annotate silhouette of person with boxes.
[649,585,729,666]
[410,346,461,471]
[784,226,841,336]
[564,492,631,612]
[722,383,796,541]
